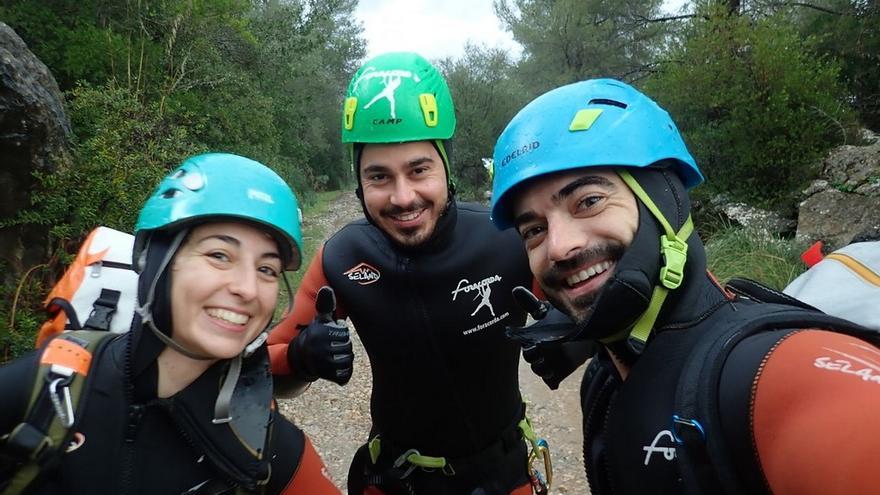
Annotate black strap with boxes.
[83,289,121,331]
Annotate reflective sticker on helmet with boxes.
[247,189,275,204]
[569,108,603,132]
[419,93,438,127]
[181,172,205,191]
[344,97,358,130]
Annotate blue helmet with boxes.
[135,153,303,270]
[490,79,703,229]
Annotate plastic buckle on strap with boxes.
[4,423,54,461]
[659,234,689,289]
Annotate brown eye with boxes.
[577,195,603,211]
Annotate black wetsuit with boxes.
[0,333,311,494]
[270,201,534,492]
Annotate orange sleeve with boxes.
[279,436,341,494]
[268,244,329,375]
[752,329,880,495]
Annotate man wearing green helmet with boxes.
[491,79,880,495]
[0,153,340,493]
[268,52,544,494]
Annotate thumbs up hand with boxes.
[287,286,354,385]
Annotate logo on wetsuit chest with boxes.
[451,274,510,335]
[344,262,381,285]
[643,430,677,466]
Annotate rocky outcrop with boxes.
[795,139,880,249]
[719,202,797,236]
[0,22,71,285]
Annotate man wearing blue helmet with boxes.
[491,79,880,495]
[0,154,340,493]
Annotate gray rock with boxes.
[796,189,880,249]
[0,22,71,284]
[719,202,797,236]
[801,179,829,197]
[821,140,880,197]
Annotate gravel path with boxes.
[277,191,591,494]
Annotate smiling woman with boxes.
[0,153,342,494]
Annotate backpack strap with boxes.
[725,277,819,311]
[671,299,878,495]
[0,330,114,495]
[82,288,121,331]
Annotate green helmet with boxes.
[342,52,456,144]
[135,153,303,271]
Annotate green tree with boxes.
[789,0,880,130]
[495,0,670,93]
[438,44,528,201]
[644,5,854,209]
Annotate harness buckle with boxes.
[659,234,689,289]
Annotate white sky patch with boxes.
[355,0,522,61]
[355,0,691,62]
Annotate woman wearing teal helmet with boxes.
[493,80,880,495]
[0,153,340,494]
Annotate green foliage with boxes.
[438,44,529,201]
[789,0,880,130]
[705,225,807,290]
[27,85,205,240]
[495,0,669,92]
[643,7,854,209]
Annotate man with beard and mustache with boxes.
[489,79,880,495]
[267,52,547,495]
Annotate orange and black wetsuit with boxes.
[579,272,880,495]
[0,329,339,494]
[269,201,537,494]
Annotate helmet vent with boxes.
[161,188,181,199]
[588,98,627,109]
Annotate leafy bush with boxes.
[644,7,855,210]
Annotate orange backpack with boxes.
[35,227,138,347]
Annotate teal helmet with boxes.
[490,78,703,229]
[135,153,303,271]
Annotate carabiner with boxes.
[527,438,553,493]
[48,377,75,427]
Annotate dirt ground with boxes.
[277,191,591,494]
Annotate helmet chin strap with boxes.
[137,229,215,361]
[614,169,695,354]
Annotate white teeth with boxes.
[566,261,613,287]
[206,308,249,325]
[392,210,421,221]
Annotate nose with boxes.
[389,177,417,208]
[228,265,259,301]
[545,214,587,263]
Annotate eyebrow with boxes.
[199,234,281,260]
[512,174,617,228]
[554,174,616,201]
[361,155,436,176]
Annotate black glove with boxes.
[287,286,353,385]
[507,286,598,390]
